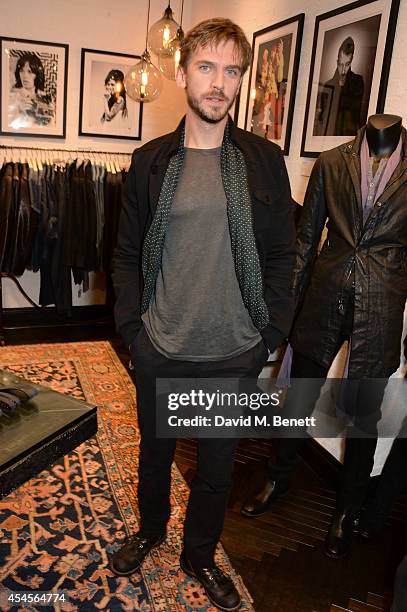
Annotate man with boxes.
[314,37,364,136]
[112,18,295,611]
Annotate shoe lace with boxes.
[126,534,149,551]
[201,566,226,583]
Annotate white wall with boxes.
[0,0,189,307]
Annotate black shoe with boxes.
[241,479,289,518]
[110,531,165,576]
[324,510,358,559]
[180,551,241,611]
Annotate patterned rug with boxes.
[0,341,253,611]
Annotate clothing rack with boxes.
[0,144,132,154]
[0,147,130,344]
[0,144,132,172]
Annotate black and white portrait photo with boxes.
[313,16,381,137]
[301,0,401,156]
[0,37,68,137]
[79,49,142,140]
[8,49,57,129]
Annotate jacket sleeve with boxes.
[112,153,143,348]
[260,149,296,351]
[292,154,327,304]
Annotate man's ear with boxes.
[176,65,187,89]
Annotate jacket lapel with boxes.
[340,129,364,212]
[148,162,168,217]
[148,116,186,217]
[340,137,363,239]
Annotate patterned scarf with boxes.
[141,120,269,331]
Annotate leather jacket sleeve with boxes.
[292,155,328,305]
[112,154,143,348]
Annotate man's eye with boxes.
[199,65,210,72]
[226,69,239,77]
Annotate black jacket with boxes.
[0,163,37,276]
[291,126,407,378]
[324,69,364,136]
[113,116,296,351]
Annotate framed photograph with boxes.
[301,0,401,157]
[243,14,304,155]
[79,49,143,140]
[0,37,68,138]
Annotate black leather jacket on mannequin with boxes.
[291,126,407,378]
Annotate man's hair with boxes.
[338,36,355,58]
[179,18,252,74]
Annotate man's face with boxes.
[176,40,243,124]
[337,51,353,87]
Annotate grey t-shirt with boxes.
[142,146,261,361]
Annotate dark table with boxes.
[0,370,97,497]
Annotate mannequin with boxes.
[366,113,402,156]
[241,113,407,560]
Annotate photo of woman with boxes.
[79,49,142,140]
[101,69,128,123]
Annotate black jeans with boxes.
[271,341,386,513]
[130,326,268,567]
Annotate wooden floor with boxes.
[173,436,407,612]
[3,325,406,611]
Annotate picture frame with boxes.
[243,14,304,155]
[0,37,68,138]
[79,48,143,140]
[301,0,401,157]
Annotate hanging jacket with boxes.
[1,163,37,275]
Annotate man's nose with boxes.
[211,69,225,91]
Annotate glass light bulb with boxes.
[148,5,179,57]
[158,26,184,81]
[124,50,163,103]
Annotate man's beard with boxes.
[186,88,235,124]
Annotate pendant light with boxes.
[148,2,180,58]
[124,0,163,103]
[157,0,184,81]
